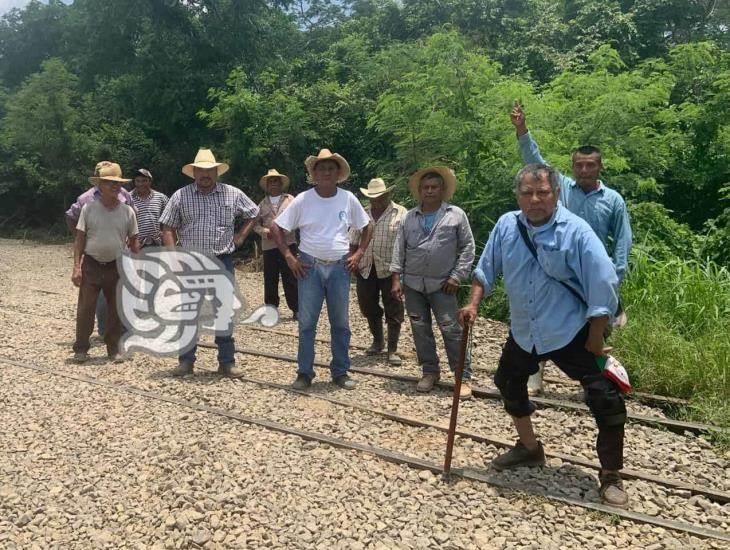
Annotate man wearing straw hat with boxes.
[390,166,475,399]
[66,160,137,339]
[253,169,298,318]
[71,163,139,363]
[349,178,407,364]
[270,149,372,390]
[159,148,259,378]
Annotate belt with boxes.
[87,256,117,267]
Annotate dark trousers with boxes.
[263,245,298,313]
[355,268,404,351]
[494,324,625,471]
[73,256,122,356]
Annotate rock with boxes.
[191,530,211,546]
[15,513,32,527]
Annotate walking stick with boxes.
[443,320,471,478]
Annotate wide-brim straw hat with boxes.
[304,148,351,184]
[182,148,229,179]
[89,162,131,184]
[408,166,457,201]
[360,177,394,198]
[259,168,290,191]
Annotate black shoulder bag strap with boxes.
[514,214,587,306]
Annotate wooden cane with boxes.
[443,320,471,478]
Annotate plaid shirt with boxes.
[350,201,407,279]
[159,182,259,255]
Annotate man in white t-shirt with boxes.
[271,149,373,390]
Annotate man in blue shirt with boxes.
[459,164,629,508]
[511,102,632,395]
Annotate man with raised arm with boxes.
[511,102,632,395]
[459,164,628,508]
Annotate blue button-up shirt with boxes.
[518,132,632,282]
[473,205,618,354]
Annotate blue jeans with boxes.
[179,254,235,365]
[96,292,106,336]
[297,251,352,380]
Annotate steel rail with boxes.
[243,325,689,407]
[199,343,725,436]
[1,356,727,543]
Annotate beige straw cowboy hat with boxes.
[88,162,131,185]
[360,178,394,198]
[304,148,351,184]
[182,148,230,179]
[259,168,290,192]
[408,166,457,201]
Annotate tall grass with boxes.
[612,251,730,437]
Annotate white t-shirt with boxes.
[77,200,138,262]
[275,188,369,261]
[269,194,282,206]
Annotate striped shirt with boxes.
[159,182,259,255]
[131,189,169,246]
[349,201,407,279]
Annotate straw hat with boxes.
[182,148,229,179]
[408,166,457,201]
[89,162,131,185]
[304,149,350,184]
[360,178,394,198]
[259,168,290,192]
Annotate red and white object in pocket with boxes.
[599,355,632,394]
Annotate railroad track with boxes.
[243,325,689,408]
[1,355,728,543]
[198,342,725,436]
[0,304,714,434]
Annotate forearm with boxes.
[270,224,295,259]
[356,223,373,253]
[66,215,78,234]
[236,219,256,241]
[161,226,176,247]
[73,233,85,268]
[467,280,486,308]
[589,315,609,333]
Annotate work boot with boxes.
[218,362,244,378]
[333,374,357,390]
[416,373,440,393]
[292,373,312,390]
[492,440,545,471]
[365,340,385,355]
[73,351,89,364]
[459,381,473,400]
[387,351,402,366]
[171,361,194,378]
[366,317,384,355]
[599,471,629,508]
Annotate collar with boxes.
[570,180,604,194]
[368,200,395,216]
[518,204,567,233]
[131,189,153,199]
[193,182,221,195]
[415,202,449,216]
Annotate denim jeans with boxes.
[96,292,107,336]
[297,251,351,380]
[404,285,472,380]
[179,254,235,365]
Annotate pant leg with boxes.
[100,264,122,356]
[493,333,540,417]
[96,292,107,337]
[216,254,236,365]
[548,325,626,471]
[325,261,352,378]
[378,275,404,352]
[297,254,325,379]
[263,248,281,308]
[404,286,439,375]
[74,259,102,354]
[280,244,299,314]
[429,289,472,380]
[356,270,384,343]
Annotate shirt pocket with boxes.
[215,205,234,229]
[539,248,572,281]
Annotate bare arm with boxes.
[161,225,177,248]
[271,222,307,278]
[346,222,373,272]
[128,235,140,254]
[458,279,486,327]
[234,218,256,248]
[72,231,86,287]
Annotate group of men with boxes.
[66,102,633,507]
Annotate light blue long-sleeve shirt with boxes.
[518,132,632,282]
[473,205,619,354]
